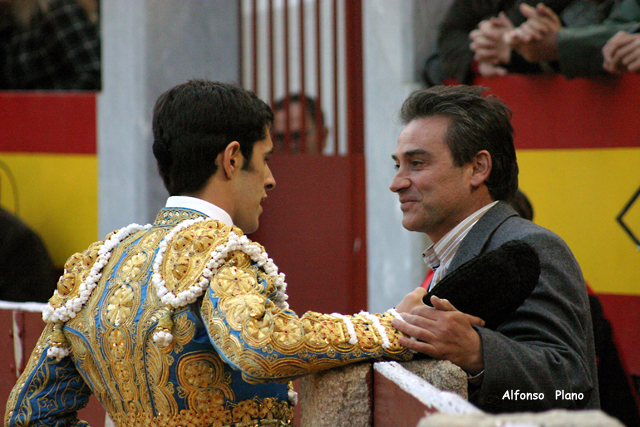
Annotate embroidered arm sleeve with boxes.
[199,251,412,384]
[5,324,92,427]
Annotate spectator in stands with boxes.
[272,94,328,153]
[0,0,100,90]
[391,85,599,413]
[425,0,589,85]
[501,0,640,78]
[0,207,57,302]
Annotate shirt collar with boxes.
[423,245,441,271]
[165,196,234,226]
[422,201,498,271]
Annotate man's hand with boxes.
[477,61,509,77]
[470,12,514,66]
[392,296,485,375]
[505,3,561,62]
[395,286,427,313]
[603,31,640,73]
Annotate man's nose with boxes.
[390,172,409,193]
[265,165,276,190]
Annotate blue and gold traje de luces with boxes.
[5,208,411,427]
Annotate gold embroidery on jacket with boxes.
[109,396,293,427]
[10,211,410,427]
[117,252,149,284]
[49,241,103,310]
[177,352,234,413]
[106,284,137,326]
[160,220,238,296]
[143,322,175,415]
[138,228,164,251]
[4,325,52,426]
[62,228,164,417]
[201,253,411,382]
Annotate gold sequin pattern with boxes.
[201,257,412,383]
[108,397,293,427]
[159,220,242,295]
[48,240,103,309]
[177,353,233,412]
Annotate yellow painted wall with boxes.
[518,147,640,296]
[0,153,98,267]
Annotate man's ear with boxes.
[220,141,242,179]
[470,150,492,187]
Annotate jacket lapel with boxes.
[448,201,518,271]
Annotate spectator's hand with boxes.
[603,31,640,73]
[470,12,514,65]
[477,61,509,77]
[505,3,562,62]
[395,287,427,313]
[392,295,485,375]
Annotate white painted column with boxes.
[363,0,427,313]
[98,0,240,237]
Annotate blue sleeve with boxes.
[5,324,92,427]
[199,256,412,384]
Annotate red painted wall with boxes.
[0,92,96,154]
[250,153,368,316]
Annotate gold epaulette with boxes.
[156,220,243,297]
[48,239,105,309]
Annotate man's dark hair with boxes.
[152,80,273,196]
[273,93,325,126]
[399,85,518,201]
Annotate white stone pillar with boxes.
[98,0,240,236]
[363,0,427,313]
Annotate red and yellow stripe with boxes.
[479,73,640,373]
[0,93,98,267]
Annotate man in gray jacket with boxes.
[391,85,599,412]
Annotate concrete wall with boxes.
[98,0,240,237]
[363,0,453,312]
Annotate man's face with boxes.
[273,102,325,153]
[232,128,276,234]
[390,116,475,243]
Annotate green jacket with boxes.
[558,0,640,78]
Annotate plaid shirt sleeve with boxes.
[2,0,100,90]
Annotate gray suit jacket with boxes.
[448,201,599,412]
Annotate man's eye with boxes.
[393,163,400,171]
[411,161,423,168]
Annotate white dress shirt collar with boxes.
[423,200,498,289]
[165,196,233,226]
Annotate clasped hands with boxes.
[470,3,640,76]
[603,30,640,73]
[392,287,485,376]
[469,3,561,77]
